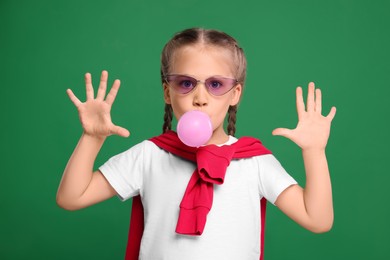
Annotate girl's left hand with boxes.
[272,82,336,151]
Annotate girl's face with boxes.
[163,45,242,145]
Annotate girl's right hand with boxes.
[67,70,130,138]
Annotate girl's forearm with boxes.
[56,133,106,210]
[302,149,334,232]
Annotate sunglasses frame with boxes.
[164,74,239,96]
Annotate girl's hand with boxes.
[67,70,130,138]
[272,82,336,151]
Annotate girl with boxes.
[57,28,336,259]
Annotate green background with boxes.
[1,0,389,259]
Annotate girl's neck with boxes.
[205,128,230,146]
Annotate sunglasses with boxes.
[164,74,239,96]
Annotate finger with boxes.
[111,125,130,138]
[306,82,315,112]
[326,106,337,121]
[296,86,305,119]
[315,88,322,114]
[85,73,94,100]
[66,89,82,107]
[105,79,121,105]
[272,128,292,139]
[97,70,108,100]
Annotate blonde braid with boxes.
[227,105,237,136]
[162,104,173,133]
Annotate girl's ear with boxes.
[163,83,172,104]
[230,84,242,106]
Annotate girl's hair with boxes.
[161,27,247,136]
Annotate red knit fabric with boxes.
[125,131,271,259]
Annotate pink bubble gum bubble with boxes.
[177,110,213,147]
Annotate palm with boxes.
[273,82,336,150]
[67,71,129,138]
[76,99,115,136]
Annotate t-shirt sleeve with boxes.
[99,142,145,201]
[257,154,297,205]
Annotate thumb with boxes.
[272,128,292,138]
[111,125,130,138]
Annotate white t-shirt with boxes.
[99,137,297,260]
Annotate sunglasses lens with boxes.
[205,77,237,96]
[167,75,196,94]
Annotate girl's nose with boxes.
[192,82,209,107]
